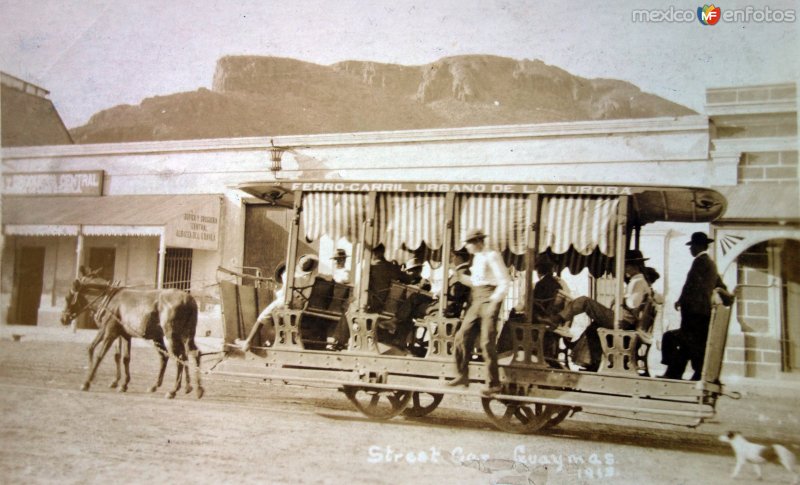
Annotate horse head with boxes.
[60,268,107,325]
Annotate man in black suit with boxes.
[661,232,727,380]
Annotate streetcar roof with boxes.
[237,180,726,225]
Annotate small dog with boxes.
[719,431,798,483]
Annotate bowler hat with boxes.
[624,249,649,262]
[331,249,347,260]
[686,232,714,246]
[464,228,487,244]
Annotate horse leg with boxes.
[82,331,117,392]
[118,336,131,392]
[84,330,105,389]
[109,338,121,389]
[181,354,194,394]
[184,338,204,399]
[166,338,182,399]
[148,338,169,393]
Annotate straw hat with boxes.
[463,228,487,244]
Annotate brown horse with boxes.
[60,270,203,399]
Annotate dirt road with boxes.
[1,339,798,484]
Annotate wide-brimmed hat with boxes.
[463,228,487,244]
[331,249,347,260]
[686,232,714,246]
[404,257,425,271]
[624,249,649,263]
[296,254,319,274]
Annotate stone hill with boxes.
[70,55,694,143]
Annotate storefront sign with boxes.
[3,171,104,196]
[165,198,221,251]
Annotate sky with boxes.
[1,0,797,128]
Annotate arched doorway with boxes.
[716,230,800,377]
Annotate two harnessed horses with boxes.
[60,269,204,399]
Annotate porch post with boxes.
[157,228,166,289]
[75,227,85,278]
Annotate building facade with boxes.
[1,83,796,381]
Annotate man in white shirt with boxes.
[447,228,510,395]
[331,249,351,284]
[547,250,652,338]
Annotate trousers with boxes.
[661,311,711,380]
[453,285,501,386]
[557,296,636,330]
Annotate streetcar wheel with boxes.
[481,398,569,434]
[343,387,412,420]
[402,392,444,418]
[540,407,572,429]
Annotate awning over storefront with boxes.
[2,194,222,250]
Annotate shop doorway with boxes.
[88,247,116,281]
[13,246,45,325]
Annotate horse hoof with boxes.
[196,387,204,399]
[166,392,176,399]
[184,385,193,394]
[118,386,127,393]
[109,382,118,389]
[80,383,90,391]
[148,386,157,393]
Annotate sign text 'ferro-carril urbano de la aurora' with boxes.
[289,182,635,195]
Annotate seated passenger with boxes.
[240,254,319,352]
[545,250,652,338]
[331,248,351,284]
[367,244,413,313]
[326,244,412,350]
[387,257,434,348]
[531,256,571,322]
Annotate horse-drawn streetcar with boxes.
[214,180,734,434]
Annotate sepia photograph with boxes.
[0,1,798,483]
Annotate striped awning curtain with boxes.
[539,196,619,257]
[453,194,531,254]
[376,193,446,256]
[302,192,368,243]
